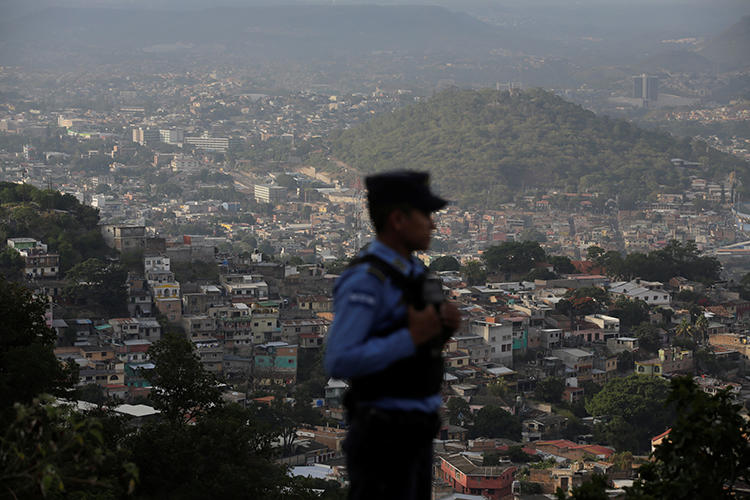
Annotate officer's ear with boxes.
[388,207,411,232]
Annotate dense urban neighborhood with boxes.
[2,5,750,498]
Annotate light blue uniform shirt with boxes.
[324,239,442,413]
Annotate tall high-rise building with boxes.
[633,74,658,101]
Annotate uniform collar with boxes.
[367,239,419,276]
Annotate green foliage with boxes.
[120,249,145,273]
[64,258,128,317]
[586,246,605,261]
[329,88,747,208]
[0,277,78,421]
[505,445,540,463]
[249,397,323,458]
[626,377,750,499]
[483,241,546,276]
[520,481,543,494]
[143,332,223,425]
[610,451,634,472]
[296,348,328,402]
[617,350,634,373]
[518,228,547,243]
[171,260,220,284]
[567,286,610,306]
[586,375,673,453]
[468,405,521,440]
[674,318,694,340]
[446,397,471,426]
[561,416,591,441]
[75,383,107,405]
[609,297,651,330]
[557,287,609,319]
[527,267,558,281]
[535,377,566,403]
[0,182,110,273]
[550,255,576,274]
[0,396,137,499]
[130,404,289,499]
[608,241,721,284]
[461,259,486,286]
[556,474,609,500]
[0,246,24,280]
[324,259,348,275]
[695,348,738,377]
[631,322,661,353]
[429,255,460,272]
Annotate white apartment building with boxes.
[470,320,513,368]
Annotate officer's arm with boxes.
[324,272,416,379]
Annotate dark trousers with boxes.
[344,407,439,500]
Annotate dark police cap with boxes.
[365,170,448,212]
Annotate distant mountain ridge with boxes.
[328,88,749,208]
[0,5,505,61]
[699,15,750,70]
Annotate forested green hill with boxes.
[0,182,111,275]
[329,88,748,208]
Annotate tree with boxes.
[609,297,650,329]
[64,258,128,316]
[694,314,709,345]
[295,348,327,402]
[250,397,311,458]
[518,228,547,243]
[483,241,546,277]
[446,397,471,426]
[557,287,609,323]
[599,250,625,278]
[610,451,634,472]
[0,277,77,422]
[586,246,605,262]
[469,405,521,440]
[534,377,565,403]
[488,377,510,398]
[632,322,661,353]
[0,396,137,499]
[549,255,576,274]
[674,318,694,340]
[0,246,23,280]
[617,351,634,373]
[626,377,750,499]
[526,268,558,281]
[130,404,289,499]
[561,416,590,442]
[566,287,610,307]
[461,259,487,286]
[586,375,673,453]
[556,474,609,500]
[429,255,460,272]
[505,445,540,463]
[143,332,222,425]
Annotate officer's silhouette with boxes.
[325,170,461,500]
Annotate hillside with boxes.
[0,182,112,274]
[699,15,750,70]
[329,88,749,208]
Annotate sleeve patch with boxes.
[348,291,377,307]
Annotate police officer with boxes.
[325,170,461,500]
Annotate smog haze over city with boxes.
[1,0,750,498]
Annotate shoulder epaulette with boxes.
[365,265,388,283]
[348,253,407,288]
